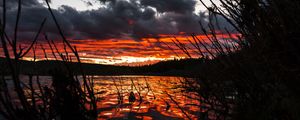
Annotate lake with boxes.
[5,75,201,120]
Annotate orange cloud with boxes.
[0,33,240,66]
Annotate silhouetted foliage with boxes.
[170,0,300,119]
[0,0,97,119]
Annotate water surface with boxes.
[6,75,201,120]
[93,76,200,120]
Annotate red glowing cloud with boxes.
[0,33,240,65]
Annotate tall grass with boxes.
[0,0,97,119]
[167,0,300,119]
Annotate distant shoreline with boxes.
[0,57,202,77]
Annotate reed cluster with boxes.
[169,0,300,119]
[0,0,97,119]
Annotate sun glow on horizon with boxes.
[19,56,183,66]
[80,56,182,66]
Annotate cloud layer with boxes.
[0,0,236,65]
[1,0,235,41]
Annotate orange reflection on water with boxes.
[6,75,202,119]
[93,76,200,120]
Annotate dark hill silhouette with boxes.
[135,58,205,76]
[0,57,204,76]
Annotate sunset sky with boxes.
[0,0,235,65]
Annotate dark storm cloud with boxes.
[52,1,141,40]
[1,0,233,42]
[1,0,42,9]
[140,0,196,13]
[2,0,74,41]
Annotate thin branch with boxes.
[13,0,22,59]
[164,91,192,120]
[20,18,47,58]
